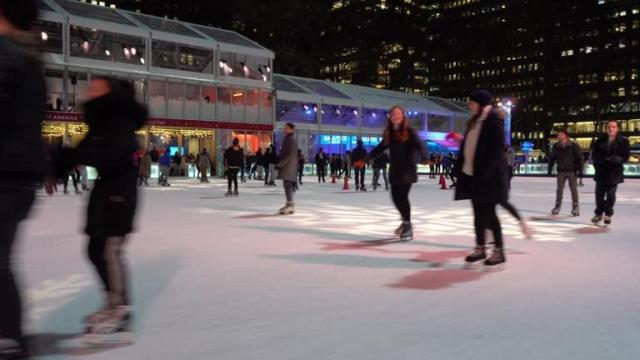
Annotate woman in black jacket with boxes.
[369,105,429,241]
[51,76,147,341]
[454,90,508,267]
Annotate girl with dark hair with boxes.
[454,90,508,267]
[369,105,429,241]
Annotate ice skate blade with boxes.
[83,332,134,346]
[463,262,505,272]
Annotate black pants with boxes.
[372,168,388,190]
[354,168,365,189]
[595,182,618,216]
[391,184,412,222]
[0,184,36,340]
[284,180,295,203]
[264,165,270,184]
[317,165,326,183]
[64,172,79,192]
[227,168,239,191]
[472,200,503,248]
[88,236,129,306]
[298,168,304,184]
[500,201,522,221]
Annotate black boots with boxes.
[465,246,506,266]
[465,246,486,263]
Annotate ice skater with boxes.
[352,140,368,191]
[0,1,46,356]
[368,105,429,241]
[278,123,299,215]
[50,76,147,344]
[315,148,328,183]
[224,138,244,197]
[548,129,583,216]
[591,120,630,225]
[454,90,508,267]
[371,150,389,191]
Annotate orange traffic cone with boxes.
[439,175,448,190]
[343,176,350,191]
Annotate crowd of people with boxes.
[0,2,633,358]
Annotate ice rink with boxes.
[15,175,640,359]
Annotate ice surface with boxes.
[14,176,640,359]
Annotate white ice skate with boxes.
[83,306,134,346]
[279,203,295,215]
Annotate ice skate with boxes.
[83,306,134,346]
[591,215,602,225]
[484,248,506,267]
[550,206,561,215]
[225,190,232,197]
[233,189,239,197]
[571,203,580,217]
[279,203,295,215]
[0,338,28,360]
[465,246,486,263]
[399,222,413,241]
[603,215,612,225]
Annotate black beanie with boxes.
[0,0,39,30]
[470,89,493,107]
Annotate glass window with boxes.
[34,20,63,54]
[168,82,184,118]
[185,84,199,119]
[246,89,259,123]
[45,69,64,111]
[219,51,271,81]
[362,108,387,128]
[148,80,167,117]
[276,100,317,124]
[178,45,213,73]
[67,71,89,112]
[152,40,177,69]
[427,114,450,132]
[231,89,245,122]
[70,26,145,65]
[260,90,274,123]
[133,78,147,105]
[201,86,216,120]
[217,87,231,120]
[407,112,426,130]
[321,104,359,127]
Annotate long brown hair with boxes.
[383,105,411,144]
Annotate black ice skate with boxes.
[233,189,239,197]
[550,206,561,215]
[591,215,603,224]
[225,190,233,197]
[465,246,486,263]
[571,204,580,217]
[484,248,506,267]
[603,216,612,225]
[399,222,413,241]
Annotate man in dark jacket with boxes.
[278,123,299,214]
[224,138,244,196]
[352,140,368,191]
[314,148,327,183]
[591,120,630,225]
[371,151,389,191]
[0,1,45,355]
[548,129,583,216]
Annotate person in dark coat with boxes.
[314,148,328,183]
[371,150,389,191]
[548,129,583,216]
[352,140,368,191]
[454,89,508,267]
[297,149,305,185]
[591,120,630,225]
[369,105,429,241]
[224,138,244,196]
[263,147,272,185]
[50,76,147,337]
[277,123,299,214]
[0,1,46,355]
[267,144,278,186]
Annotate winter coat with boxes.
[256,151,264,166]
[277,133,299,182]
[454,109,508,204]
[268,148,279,164]
[150,149,159,162]
[548,141,583,173]
[592,134,630,185]
[139,154,152,177]
[224,146,244,169]
[372,152,389,169]
[198,152,211,169]
[0,36,46,182]
[78,87,147,238]
[352,146,368,169]
[315,152,328,167]
[159,152,172,167]
[369,128,429,185]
